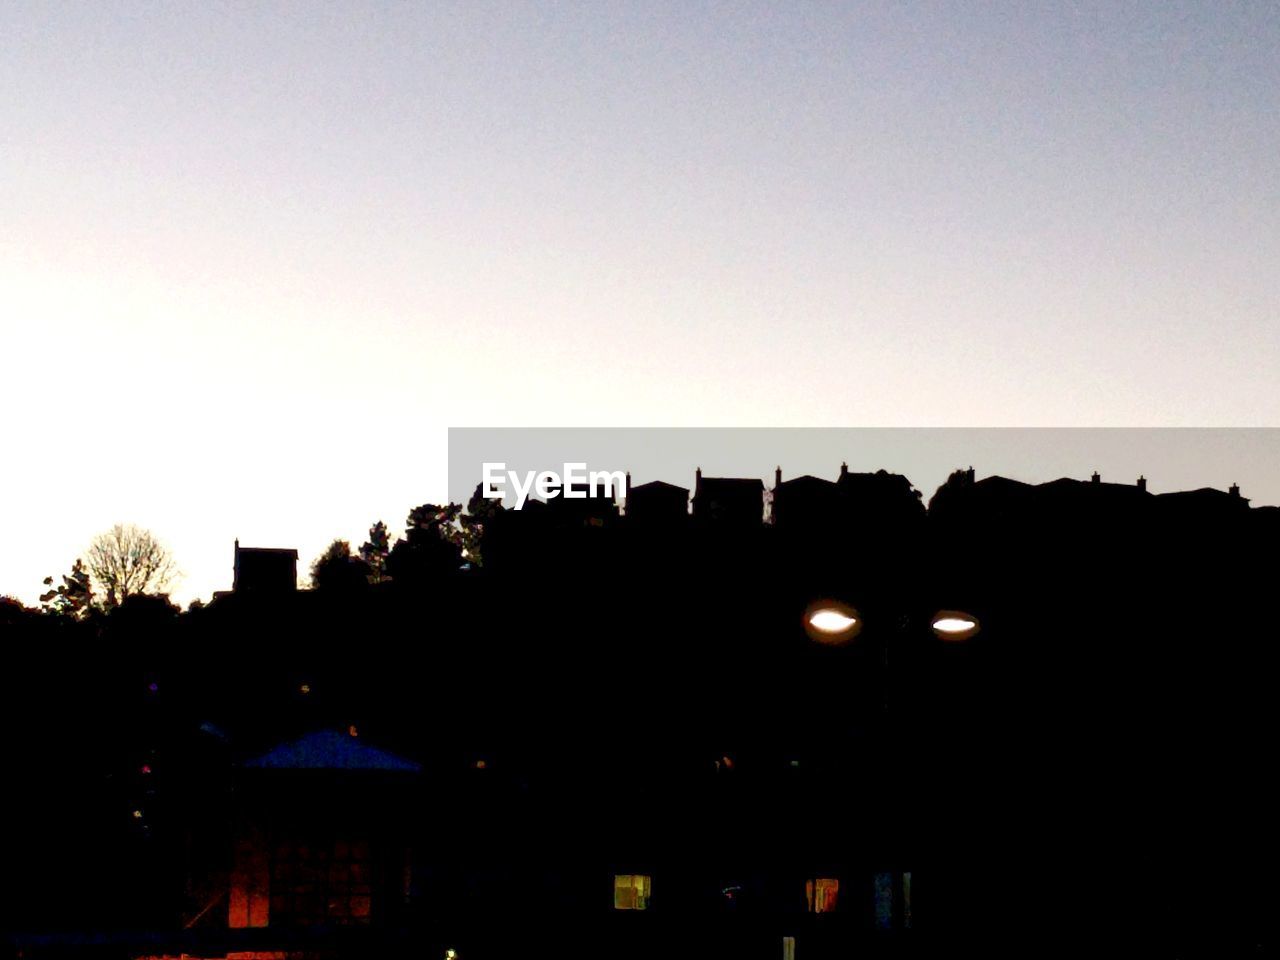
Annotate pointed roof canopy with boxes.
[244,730,421,772]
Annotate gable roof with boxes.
[243,730,421,772]
[235,546,299,559]
[629,479,690,494]
[697,477,765,492]
[1037,477,1151,501]
[1157,487,1245,500]
[776,474,837,490]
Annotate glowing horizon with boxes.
[4,4,1280,605]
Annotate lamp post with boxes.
[800,597,981,940]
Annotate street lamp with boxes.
[805,603,980,644]
[930,610,980,640]
[802,599,862,645]
[800,596,981,940]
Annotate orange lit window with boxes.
[228,836,270,928]
[614,874,651,910]
[269,837,372,926]
[805,877,839,913]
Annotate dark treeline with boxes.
[3,468,1278,959]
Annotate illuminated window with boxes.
[614,874,651,910]
[269,837,373,926]
[228,837,269,928]
[805,877,839,913]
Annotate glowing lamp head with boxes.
[804,600,862,645]
[932,610,980,640]
[810,609,857,632]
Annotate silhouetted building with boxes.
[1254,504,1280,527]
[691,468,765,527]
[928,469,1031,527]
[1155,484,1252,518]
[834,463,925,526]
[228,731,420,932]
[232,540,298,594]
[1034,473,1153,531]
[543,480,619,526]
[10,461,1279,960]
[770,468,840,531]
[624,477,690,525]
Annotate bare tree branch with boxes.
[85,524,178,607]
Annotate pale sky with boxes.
[3,2,1279,605]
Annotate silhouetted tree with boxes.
[310,539,372,592]
[0,595,32,628]
[40,558,95,618]
[359,521,392,584]
[106,592,181,631]
[462,483,505,566]
[386,503,464,582]
[86,524,177,608]
[927,466,976,515]
[406,502,463,535]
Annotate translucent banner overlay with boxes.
[449,428,1280,510]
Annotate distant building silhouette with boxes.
[691,468,765,527]
[1155,484,1251,516]
[543,480,619,526]
[833,463,925,532]
[623,476,690,525]
[770,468,839,531]
[11,460,1279,960]
[232,540,298,594]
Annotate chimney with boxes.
[775,466,782,488]
[625,471,632,496]
[695,467,702,495]
[1229,483,1240,498]
[1091,472,1101,484]
[840,461,848,479]
[1137,475,1147,492]
[966,466,976,484]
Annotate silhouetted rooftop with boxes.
[1038,476,1150,498]
[775,474,836,490]
[1156,487,1250,505]
[629,479,690,494]
[697,476,766,491]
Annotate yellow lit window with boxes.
[614,874,651,910]
[805,877,839,913]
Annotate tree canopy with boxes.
[359,521,391,584]
[86,524,177,607]
[310,539,373,592]
[40,558,95,618]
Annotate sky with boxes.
[3,2,1279,605]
